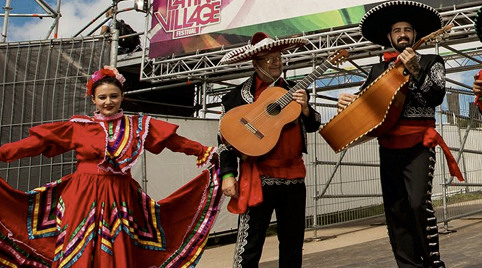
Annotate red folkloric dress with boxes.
[0,111,221,268]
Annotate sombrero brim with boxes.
[220,37,308,65]
[359,1,442,47]
[475,5,482,42]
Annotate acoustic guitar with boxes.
[319,24,453,153]
[220,49,349,157]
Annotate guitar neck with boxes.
[394,24,452,68]
[293,60,332,91]
[278,60,332,108]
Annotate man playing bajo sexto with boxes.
[217,32,322,268]
[471,6,482,115]
[337,1,463,267]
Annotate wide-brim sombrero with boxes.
[475,5,482,42]
[220,32,308,64]
[359,1,442,47]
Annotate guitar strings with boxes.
[243,61,331,131]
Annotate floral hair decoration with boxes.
[85,66,126,97]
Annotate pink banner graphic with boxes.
[153,0,221,40]
[148,0,460,59]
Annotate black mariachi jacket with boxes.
[217,74,322,177]
[360,53,446,120]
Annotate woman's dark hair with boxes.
[91,76,124,96]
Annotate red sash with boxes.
[474,95,482,114]
[384,124,464,182]
[227,161,263,214]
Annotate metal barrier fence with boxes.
[305,89,482,239]
[0,36,110,190]
[0,38,481,237]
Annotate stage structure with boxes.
[129,0,482,235]
[133,0,482,118]
[1,0,482,237]
[0,0,61,41]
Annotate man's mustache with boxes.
[397,37,410,43]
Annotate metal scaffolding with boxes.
[1,0,482,235]
[132,1,482,118]
[0,0,61,41]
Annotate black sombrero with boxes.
[220,32,308,64]
[475,5,482,42]
[359,1,442,47]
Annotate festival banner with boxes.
[148,0,473,59]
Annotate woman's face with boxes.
[92,83,123,116]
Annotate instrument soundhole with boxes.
[266,103,281,116]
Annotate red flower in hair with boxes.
[85,66,126,97]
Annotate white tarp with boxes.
[131,116,238,234]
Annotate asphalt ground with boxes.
[199,214,482,268]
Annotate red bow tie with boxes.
[383,52,400,62]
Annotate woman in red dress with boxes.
[0,66,221,268]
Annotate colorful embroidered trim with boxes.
[0,232,51,268]
[93,110,124,122]
[99,115,149,175]
[99,193,167,253]
[53,202,97,268]
[159,165,222,267]
[196,146,216,168]
[26,179,63,239]
[106,116,130,158]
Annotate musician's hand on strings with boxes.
[293,89,310,116]
[337,93,357,112]
[222,176,239,198]
[399,48,421,78]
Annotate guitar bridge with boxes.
[240,118,264,139]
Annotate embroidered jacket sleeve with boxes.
[299,93,322,132]
[409,54,445,107]
[359,54,445,119]
[0,121,74,162]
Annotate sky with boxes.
[0,0,147,41]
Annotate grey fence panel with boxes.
[0,37,110,192]
[1,39,481,236]
[305,88,482,236]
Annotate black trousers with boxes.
[233,178,306,268]
[380,143,445,268]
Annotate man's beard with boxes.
[393,37,413,52]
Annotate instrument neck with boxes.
[277,60,332,108]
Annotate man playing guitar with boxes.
[217,32,321,268]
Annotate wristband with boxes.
[222,173,234,181]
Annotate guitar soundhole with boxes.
[266,103,281,116]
